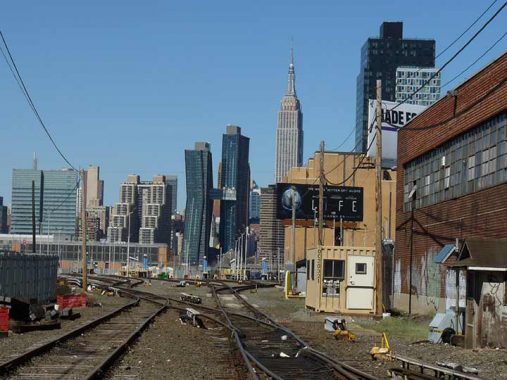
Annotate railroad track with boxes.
[210,281,376,380]
[82,276,482,380]
[0,285,166,379]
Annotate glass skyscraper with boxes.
[219,125,250,253]
[355,22,435,152]
[183,142,213,267]
[11,168,78,237]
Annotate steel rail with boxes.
[214,281,377,380]
[85,303,167,379]
[96,277,374,380]
[0,297,140,375]
[389,354,482,380]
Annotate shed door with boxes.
[347,256,374,310]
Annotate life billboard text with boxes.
[276,183,363,221]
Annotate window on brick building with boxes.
[403,113,506,211]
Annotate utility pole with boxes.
[31,180,36,253]
[291,191,296,271]
[244,227,249,280]
[80,169,88,292]
[126,212,131,278]
[375,79,383,315]
[318,141,325,246]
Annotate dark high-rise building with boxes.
[183,142,213,266]
[0,197,8,233]
[249,181,261,224]
[258,185,284,265]
[355,21,435,152]
[166,175,178,214]
[219,125,250,253]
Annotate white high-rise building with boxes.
[275,50,303,183]
[395,67,441,107]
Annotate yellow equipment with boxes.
[332,319,356,342]
[370,332,391,360]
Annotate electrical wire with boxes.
[399,76,506,132]
[328,127,355,152]
[441,31,507,89]
[324,119,376,177]
[390,0,507,112]
[43,180,81,216]
[325,134,377,187]
[436,0,499,59]
[0,30,77,171]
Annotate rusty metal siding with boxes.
[0,252,58,303]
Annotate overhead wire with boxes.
[0,30,77,171]
[389,0,507,112]
[435,0,499,59]
[441,31,507,89]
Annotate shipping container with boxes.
[0,252,58,303]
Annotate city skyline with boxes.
[0,2,505,210]
[275,49,304,183]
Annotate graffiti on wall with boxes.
[394,259,401,295]
[445,269,466,310]
[405,248,443,311]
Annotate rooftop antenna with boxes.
[32,152,37,170]
[290,37,294,66]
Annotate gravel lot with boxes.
[10,280,501,379]
[107,308,244,380]
[0,292,128,364]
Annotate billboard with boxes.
[276,183,363,221]
[367,99,427,163]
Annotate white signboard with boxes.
[367,99,427,163]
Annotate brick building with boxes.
[395,53,507,314]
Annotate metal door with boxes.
[346,256,374,310]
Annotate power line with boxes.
[436,0,499,59]
[400,77,507,132]
[43,180,81,216]
[325,134,377,187]
[324,119,376,177]
[0,30,77,171]
[329,127,355,152]
[441,31,507,89]
[390,0,506,112]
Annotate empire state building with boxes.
[275,51,303,183]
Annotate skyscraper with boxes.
[395,67,441,106]
[166,175,178,214]
[355,22,435,152]
[249,181,261,224]
[107,175,172,245]
[0,197,8,233]
[183,142,213,266]
[108,175,140,243]
[275,50,303,183]
[219,126,250,253]
[11,164,78,237]
[85,165,104,208]
[259,185,284,265]
[137,176,172,245]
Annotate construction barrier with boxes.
[57,294,87,309]
[0,307,9,333]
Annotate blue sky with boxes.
[1,0,505,211]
